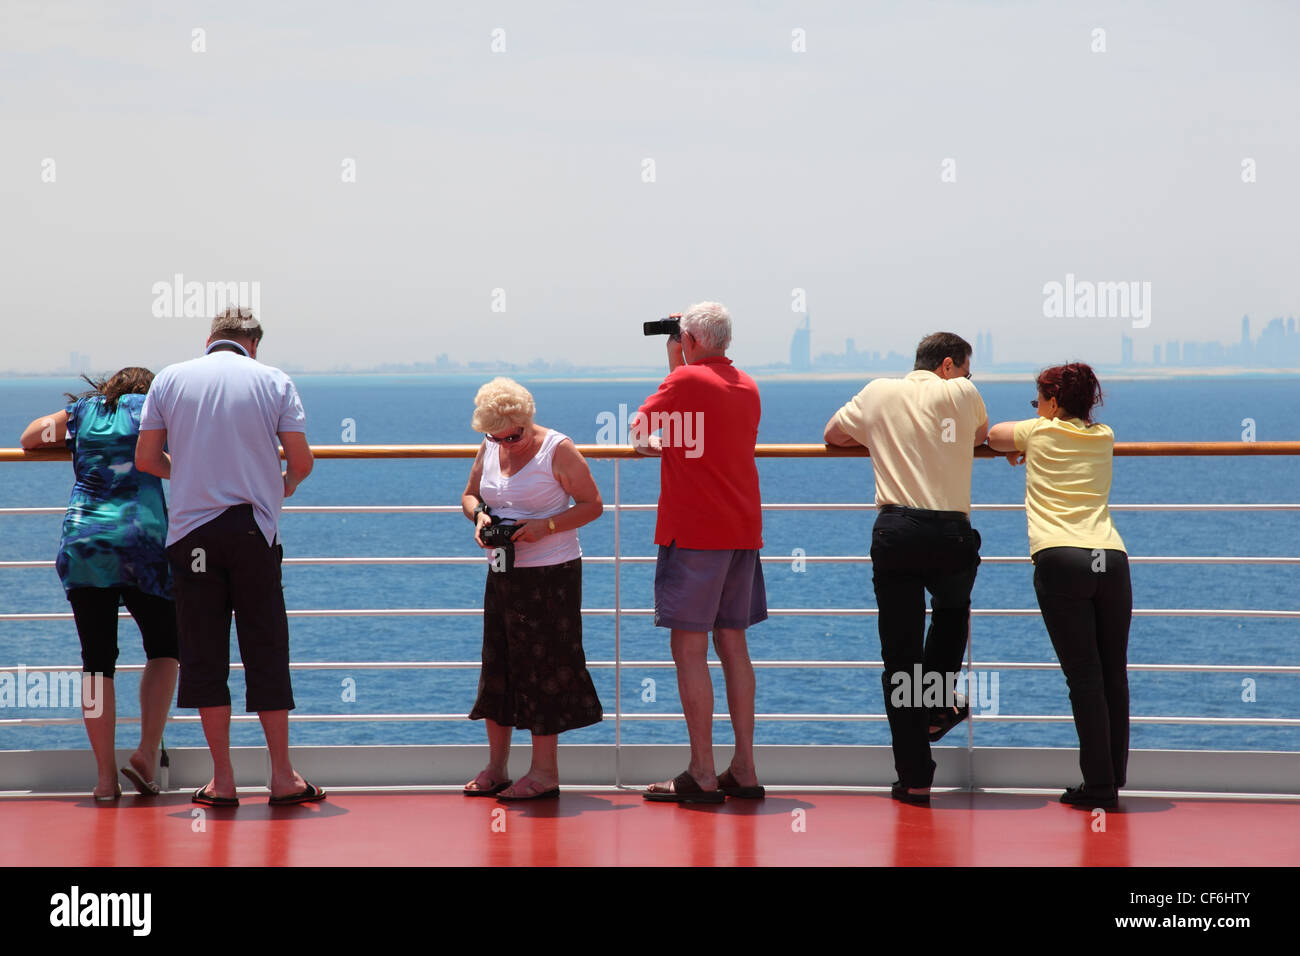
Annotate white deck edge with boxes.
[1,744,1296,797]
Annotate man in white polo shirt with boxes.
[823,332,988,806]
[135,307,322,807]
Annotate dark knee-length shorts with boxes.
[469,557,603,736]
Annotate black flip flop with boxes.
[192,785,239,808]
[718,769,766,799]
[268,781,326,806]
[643,771,726,804]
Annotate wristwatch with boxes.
[474,503,491,518]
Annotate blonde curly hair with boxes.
[471,377,536,434]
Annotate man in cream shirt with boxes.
[824,332,988,805]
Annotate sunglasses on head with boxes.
[487,427,525,444]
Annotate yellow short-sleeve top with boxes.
[1012,417,1126,557]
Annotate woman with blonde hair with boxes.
[460,378,604,800]
[21,368,179,801]
[988,362,1130,809]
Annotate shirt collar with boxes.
[206,340,250,357]
[690,355,733,367]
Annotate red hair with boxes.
[1037,363,1103,422]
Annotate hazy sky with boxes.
[2,0,1297,374]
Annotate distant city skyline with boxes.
[3,2,1297,377]
[14,307,1300,380]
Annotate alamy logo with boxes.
[889,666,1000,716]
[595,404,704,458]
[151,273,260,318]
[1042,273,1151,328]
[0,667,103,717]
[49,886,151,936]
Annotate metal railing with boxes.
[4,444,1300,768]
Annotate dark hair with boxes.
[914,332,972,372]
[1037,362,1103,422]
[65,367,155,414]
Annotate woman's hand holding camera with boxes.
[509,519,551,544]
[474,511,493,548]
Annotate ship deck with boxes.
[4,786,1296,868]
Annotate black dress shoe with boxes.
[891,781,931,806]
[928,695,970,742]
[1060,784,1117,809]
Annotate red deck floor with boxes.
[3,788,1296,866]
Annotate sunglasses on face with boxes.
[486,427,525,444]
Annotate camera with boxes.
[643,314,682,339]
[481,516,519,572]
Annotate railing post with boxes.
[613,458,623,788]
[965,614,975,792]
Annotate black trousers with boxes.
[871,507,981,788]
[1033,547,1132,794]
[165,505,295,712]
[67,587,179,678]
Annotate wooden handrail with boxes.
[4,441,1300,463]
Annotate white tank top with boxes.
[479,428,582,568]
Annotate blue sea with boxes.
[2,374,1297,755]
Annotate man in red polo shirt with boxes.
[631,301,767,803]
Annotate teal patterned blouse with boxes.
[56,393,172,599]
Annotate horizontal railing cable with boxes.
[4,660,1298,674]
[9,441,1300,463]
[5,607,1300,622]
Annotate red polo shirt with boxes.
[636,355,763,549]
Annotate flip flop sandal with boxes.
[192,785,239,808]
[643,771,726,804]
[718,769,766,799]
[268,781,327,806]
[496,780,560,802]
[463,778,512,797]
[121,766,162,796]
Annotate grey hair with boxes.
[680,301,732,350]
[471,377,536,434]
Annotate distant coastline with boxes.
[7,365,1300,386]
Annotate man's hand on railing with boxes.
[632,433,663,457]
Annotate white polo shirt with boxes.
[140,341,307,546]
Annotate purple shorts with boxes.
[654,542,768,632]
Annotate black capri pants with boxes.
[166,504,295,712]
[1033,547,1132,794]
[67,587,179,679]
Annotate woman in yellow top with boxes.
[988,363,1130,810]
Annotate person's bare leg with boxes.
[465,718,513,791]
[670,629,717,790]
[499,732,557,797]
[128,658,178,785]
[713,627,758,786]
[259,709,308,797]
[198,705,238,799]
[84,675,117,797]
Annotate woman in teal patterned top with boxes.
[21,368,179,801]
